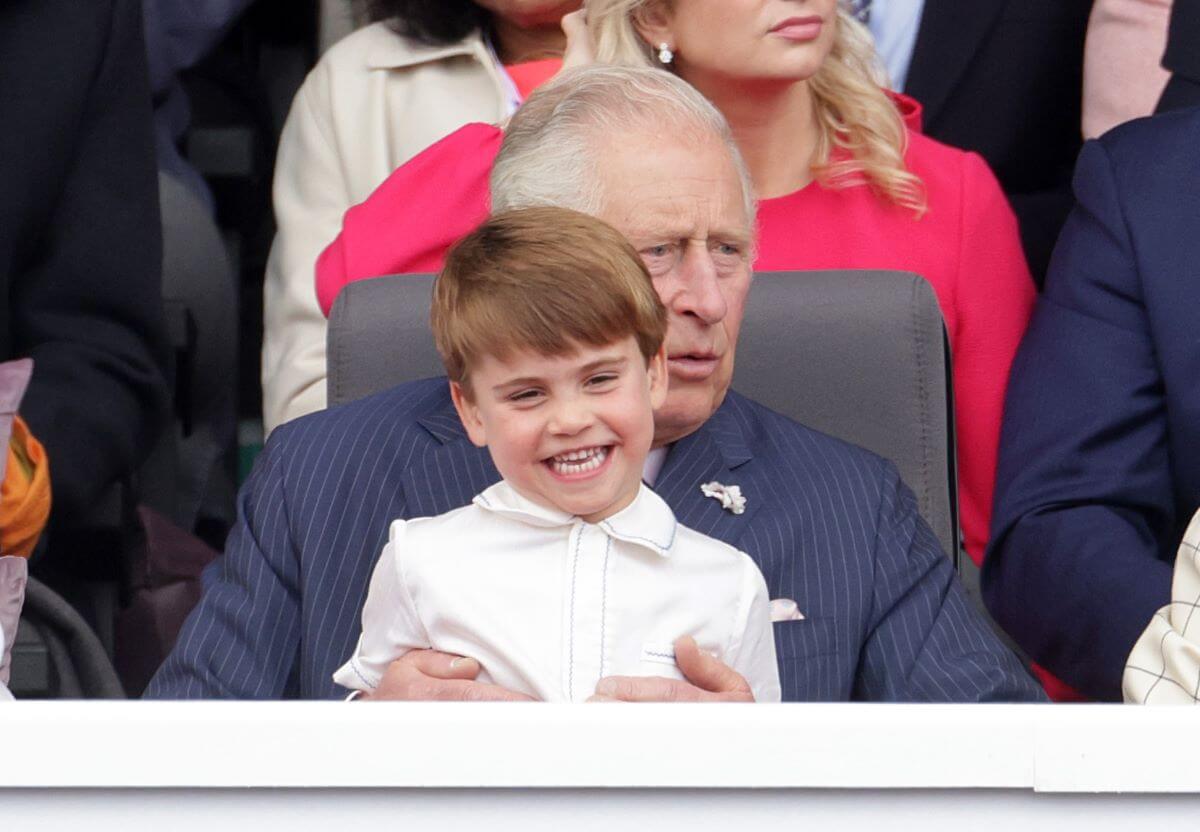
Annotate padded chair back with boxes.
[8,576,125,699]
[328,270,958,559]
[152,171,238,535]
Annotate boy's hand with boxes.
[586,636,755,702]
[360,650,536,702]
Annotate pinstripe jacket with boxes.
[146,379,1042,701]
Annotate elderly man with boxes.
[148,66,1040,702]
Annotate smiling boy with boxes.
[333,207,780,702]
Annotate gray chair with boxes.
[327,269,960,562]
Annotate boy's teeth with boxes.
[550,446,608,475]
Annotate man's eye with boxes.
[714,242,743,258]
[642,243,675,259]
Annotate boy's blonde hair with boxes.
[431,207,668,393]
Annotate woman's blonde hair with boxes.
[588,0,926,214]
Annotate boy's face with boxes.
[450,336,668,524]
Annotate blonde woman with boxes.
[316,0,1035,578]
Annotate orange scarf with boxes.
[1,416,50,558]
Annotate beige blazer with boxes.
[261,23,509,433]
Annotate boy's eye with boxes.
[508,389,543,403]
[586,373,619,388]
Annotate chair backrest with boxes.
[328,270,958,558]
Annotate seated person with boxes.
[984,105,1200,701]
[335,208,780,703]
[261,0,578,433]
[315,1,1036,582]
[1124,506,1200,704]
[1,0,169,570]
[147,66,1041,703]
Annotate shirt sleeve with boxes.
[1124,509,1200,703]
[950,152,1036,568]
[332,519,431,692]
[724,555,782,703]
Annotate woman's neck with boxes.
[686,74,821,200]
[489,17,567,64]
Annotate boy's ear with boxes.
[648,343,669,410]
[449,380,488,448]
[632,0,675,52]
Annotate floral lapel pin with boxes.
[700,481,746,515]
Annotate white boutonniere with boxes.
[700,481,746,515]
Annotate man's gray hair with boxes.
[490,65,756,226]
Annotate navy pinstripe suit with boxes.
[146,379,1042,701]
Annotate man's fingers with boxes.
[593,675,698,702]
[673,636,753,699]
[400,649,481,681]
[416,678,536,702]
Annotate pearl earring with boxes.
[657,42,674,65]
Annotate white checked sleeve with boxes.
[725,554,782,703]
[1124,508,1200,704]
[332,519,431,692]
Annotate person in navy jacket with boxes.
[148,66,1041,703]
[985,105,1200,701]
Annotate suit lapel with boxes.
[655,397,764,548]
[399,403,500,518]
[905,0,1007,128]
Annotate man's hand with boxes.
[587,636,755,702]
[360,650,536,702]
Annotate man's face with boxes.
[595,134,754,446]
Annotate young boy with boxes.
[333,208,780,702]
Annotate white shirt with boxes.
[866,0,927,91]
[333,481,781,702]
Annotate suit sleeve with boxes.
[331,520,430,692]
[144,425,305,698]
[858,462,1044,702]
[983,139,1174,701]
[950,153,1036,568]
[16,0,169,523]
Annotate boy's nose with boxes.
[548,397,593,435]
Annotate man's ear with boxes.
[449,380,488,448]
[648,343,669,410]
[632,0,675,52]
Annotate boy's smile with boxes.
[451,336,668,524]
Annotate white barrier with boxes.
[2,702,1198,827]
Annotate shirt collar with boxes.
[473,481,678,558]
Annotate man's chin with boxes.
[651,388,723,446]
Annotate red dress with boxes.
[315,98,1035,578]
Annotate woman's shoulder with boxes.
[314,22,485,79]
[904,129,1003,200]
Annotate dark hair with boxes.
[362,0,488,45]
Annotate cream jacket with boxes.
[262,23,509,433]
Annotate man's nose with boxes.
[670,244,728,325]
[548,395,593,435]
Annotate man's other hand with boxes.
[360,650,536,701]
[587,636,755,702]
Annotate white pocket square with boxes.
[769,598,805,622]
